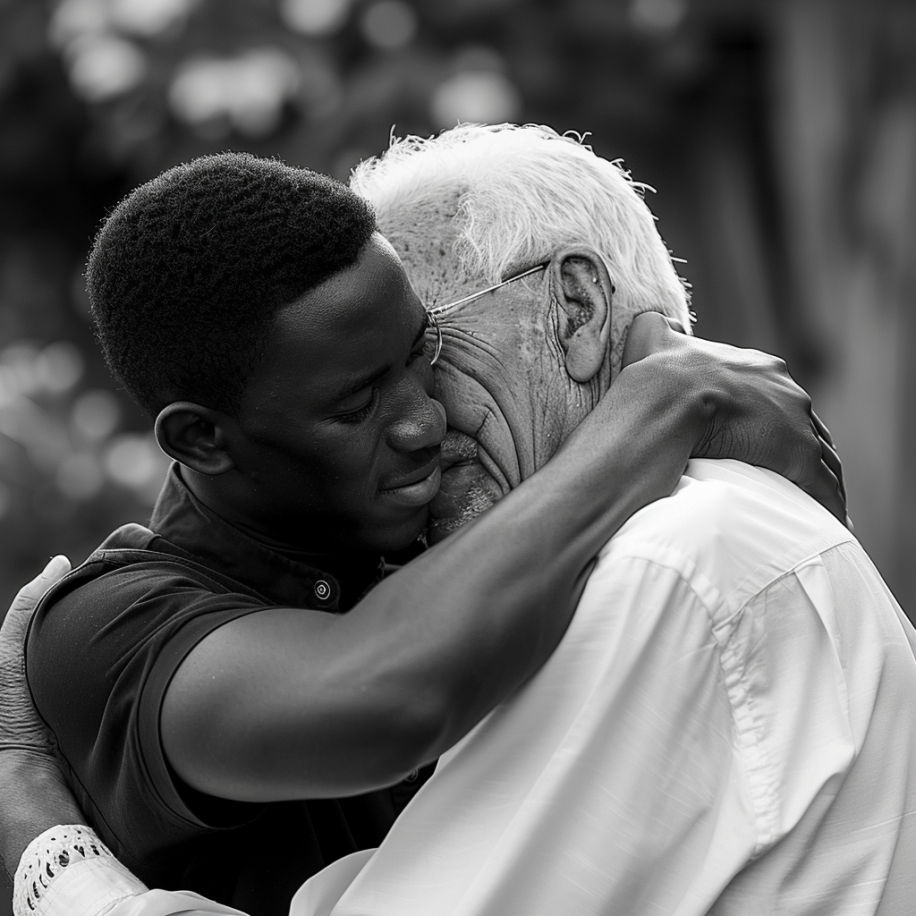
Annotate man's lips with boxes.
[378,456,442,508]
[428,429,503,542]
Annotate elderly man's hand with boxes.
[0,556,70,761]
[623,312,850,527]
[0,556,81,879]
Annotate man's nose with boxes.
[387,386,447,452]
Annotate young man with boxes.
[1,145,845,915]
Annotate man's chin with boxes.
[426,465,502,544]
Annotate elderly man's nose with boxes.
[389,393,447,452]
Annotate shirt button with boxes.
[403,769,419,783]
[314,580,331,601]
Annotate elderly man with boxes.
[0,126,867,916]
[287,124,916,913]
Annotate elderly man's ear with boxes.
[550,249,613,383]
[155,403,235,476]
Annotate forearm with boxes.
[3,764,244,916]
[0,756,85,879]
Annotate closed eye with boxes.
[335,388,379,424]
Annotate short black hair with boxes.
[87,152,377,416]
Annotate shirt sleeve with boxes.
[13,825,248,916]
[28,863,249,916]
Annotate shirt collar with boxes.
[147,464,384,612]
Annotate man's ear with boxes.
[550,248,613,383]
[155,402,235,476]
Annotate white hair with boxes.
[350,123,691,326]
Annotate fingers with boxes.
[814,458,847,525]
[810,413,845,497]
[809,412,853,529]
[810,410,834,447]
[7,557,71,623]
[42,554,72,580]
[796,438,850,528]
[818,434,846,506]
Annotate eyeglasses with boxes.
[425,263,548,366]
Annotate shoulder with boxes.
[26,548,269,716]
[30,551,265,648]
[596,459,855,619]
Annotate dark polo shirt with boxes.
[26,465,431,916]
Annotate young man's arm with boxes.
[0,325,845,911]
[160,319,845,802]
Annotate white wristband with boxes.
[13,825,148,916]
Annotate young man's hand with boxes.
[623,312,849,527]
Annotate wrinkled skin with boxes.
[385,213,618,543]
[427,283,608,542]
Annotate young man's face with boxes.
[227,234,446,555]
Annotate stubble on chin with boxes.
[426,478,500,545]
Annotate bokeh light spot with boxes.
[232,49,301,136]
[168,57,226,124]
[48,0,109,50]
[71,389,121,441]
[109,0,198,37]
[360,0,418,51]
[0,343,41,398]
[629,0,687,32]
[103,433,168,492]
[452,44,506,74]
[0,398,71,471]
[280,0,352,36]
[169,48,300,138]
[431,71,522,128]
[36,342,85,395]
[67,33,148,101]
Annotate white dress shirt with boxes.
[19,460,916,916]
[292,459,916,916]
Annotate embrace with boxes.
[1,124,913,916]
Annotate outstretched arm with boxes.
[162,321,845,803]
[1,327,845,914]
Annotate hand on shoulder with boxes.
[622,312,849,526]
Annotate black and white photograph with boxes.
[1,1,914,914]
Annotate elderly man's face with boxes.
[389,220,612,543]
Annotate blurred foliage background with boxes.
[0,1,914,904]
